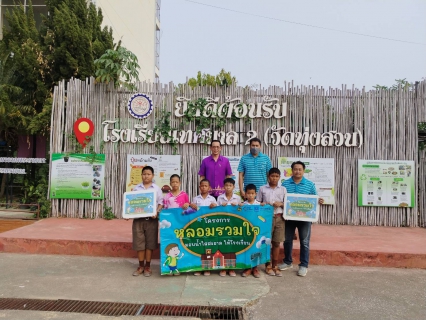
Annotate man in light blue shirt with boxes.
[279,161,324,277]
[237,138,272,198]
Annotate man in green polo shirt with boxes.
[238,138,272,199]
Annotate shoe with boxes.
[173,270,180,276]
[298,266,308,277]
[278,262,293,271]
[132,266,144,276]
[194,272,201,276]
[241,269,252,277]
[274,267,282,277]
[203,271,211,276]
[265,266,275,276]
[143,267,152,277]
[229,270,237,277]
[219,270,226,277]
[252,268,260,278]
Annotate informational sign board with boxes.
[202,156,241,196]
[122,190,157,219]
[50,153,105,199]
[278,157,335,205]
[159,205,273,275]
[126,155,181,193]
[358,160,415,207]
[284,194,320,222]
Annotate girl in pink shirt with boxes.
[163,174,190,209]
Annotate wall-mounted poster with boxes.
[126,155,181,193]
[122,190,157,219]
[278,157,335,205]
[284,194,320,222]
[358,160,415,207]
[202,156,241,196]
[159,205,273,275]
[50,153,105,199]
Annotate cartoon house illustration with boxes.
[200,249,236,269]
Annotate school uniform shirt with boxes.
[257,184,287,214]
[217,193,241,206]
[132,183,164,206]
[243,199,260,205]
[192,194,217,207]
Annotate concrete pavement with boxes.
[0,253,425,320]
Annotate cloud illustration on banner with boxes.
[256,236,271,248]
[159,220,171,229]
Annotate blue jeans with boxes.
[283,220,312,268]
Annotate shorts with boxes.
[132,218,159,251]
[272,215,285,243]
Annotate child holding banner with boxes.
[257,168,286,277]
[241,184,261,278]
[131,166,163,277]
[190,179,217,276]
[216,178,240,277]
[163,174,190,209]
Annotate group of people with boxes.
[130,138,323,278]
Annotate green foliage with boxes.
[373,79,412,91]
[94,46,140,90]
[187,69,236,88]
[103,199,115,220]
[21,165,51,219]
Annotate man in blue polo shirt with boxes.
[278,161,324,277]
[237,137,272,199]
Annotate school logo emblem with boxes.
[127,93,153,119]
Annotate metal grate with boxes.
[0,298,244,319]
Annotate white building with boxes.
[0,0,160,82]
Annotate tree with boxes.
[187,69,237,88]
[94,45,140,90]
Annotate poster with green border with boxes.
[50,153,105,199]
[358,160,415,207]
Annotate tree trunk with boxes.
[0,174,6,198]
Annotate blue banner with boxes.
[159,205,273,275]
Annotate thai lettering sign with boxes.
[284,194,320,222]
[159,205,273,275]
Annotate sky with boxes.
[159,0,426,89]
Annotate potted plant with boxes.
[81,182,90,189]
[64,152,70,162]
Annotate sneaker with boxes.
[219,270,227,277]
[274,267,282,277]
[278,262,293,271]
[132,266,144,276]
[143,267,152,277]
[194,272,201,276]
[229,270,237,277]
[173,270,180,276]
[265,266,275,276]
[252,268,261,278]
[203,271,211,276]
[241,269,252,277]
[298,266,308,277]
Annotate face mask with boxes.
[250,147,260,155]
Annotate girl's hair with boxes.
[170,174,180,182]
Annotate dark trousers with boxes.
[283,220,312,268]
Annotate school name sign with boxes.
[101,95,363,153]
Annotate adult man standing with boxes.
[237,138,272,198]
[278,161,324,277]
[198,140,232,198]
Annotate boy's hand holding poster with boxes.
[284,194,320,222]
[159,205,274,275]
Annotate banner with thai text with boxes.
[159,205,273,275]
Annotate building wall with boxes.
[96,0,160,82]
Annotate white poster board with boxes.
[284,194,320,222]
[278,157,335,205]
[126,155,181,193]
[122,190,157,219]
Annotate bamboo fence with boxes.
[49,78,426,227]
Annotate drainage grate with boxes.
[0,298,244,319]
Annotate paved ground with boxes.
[1,253,425,320]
